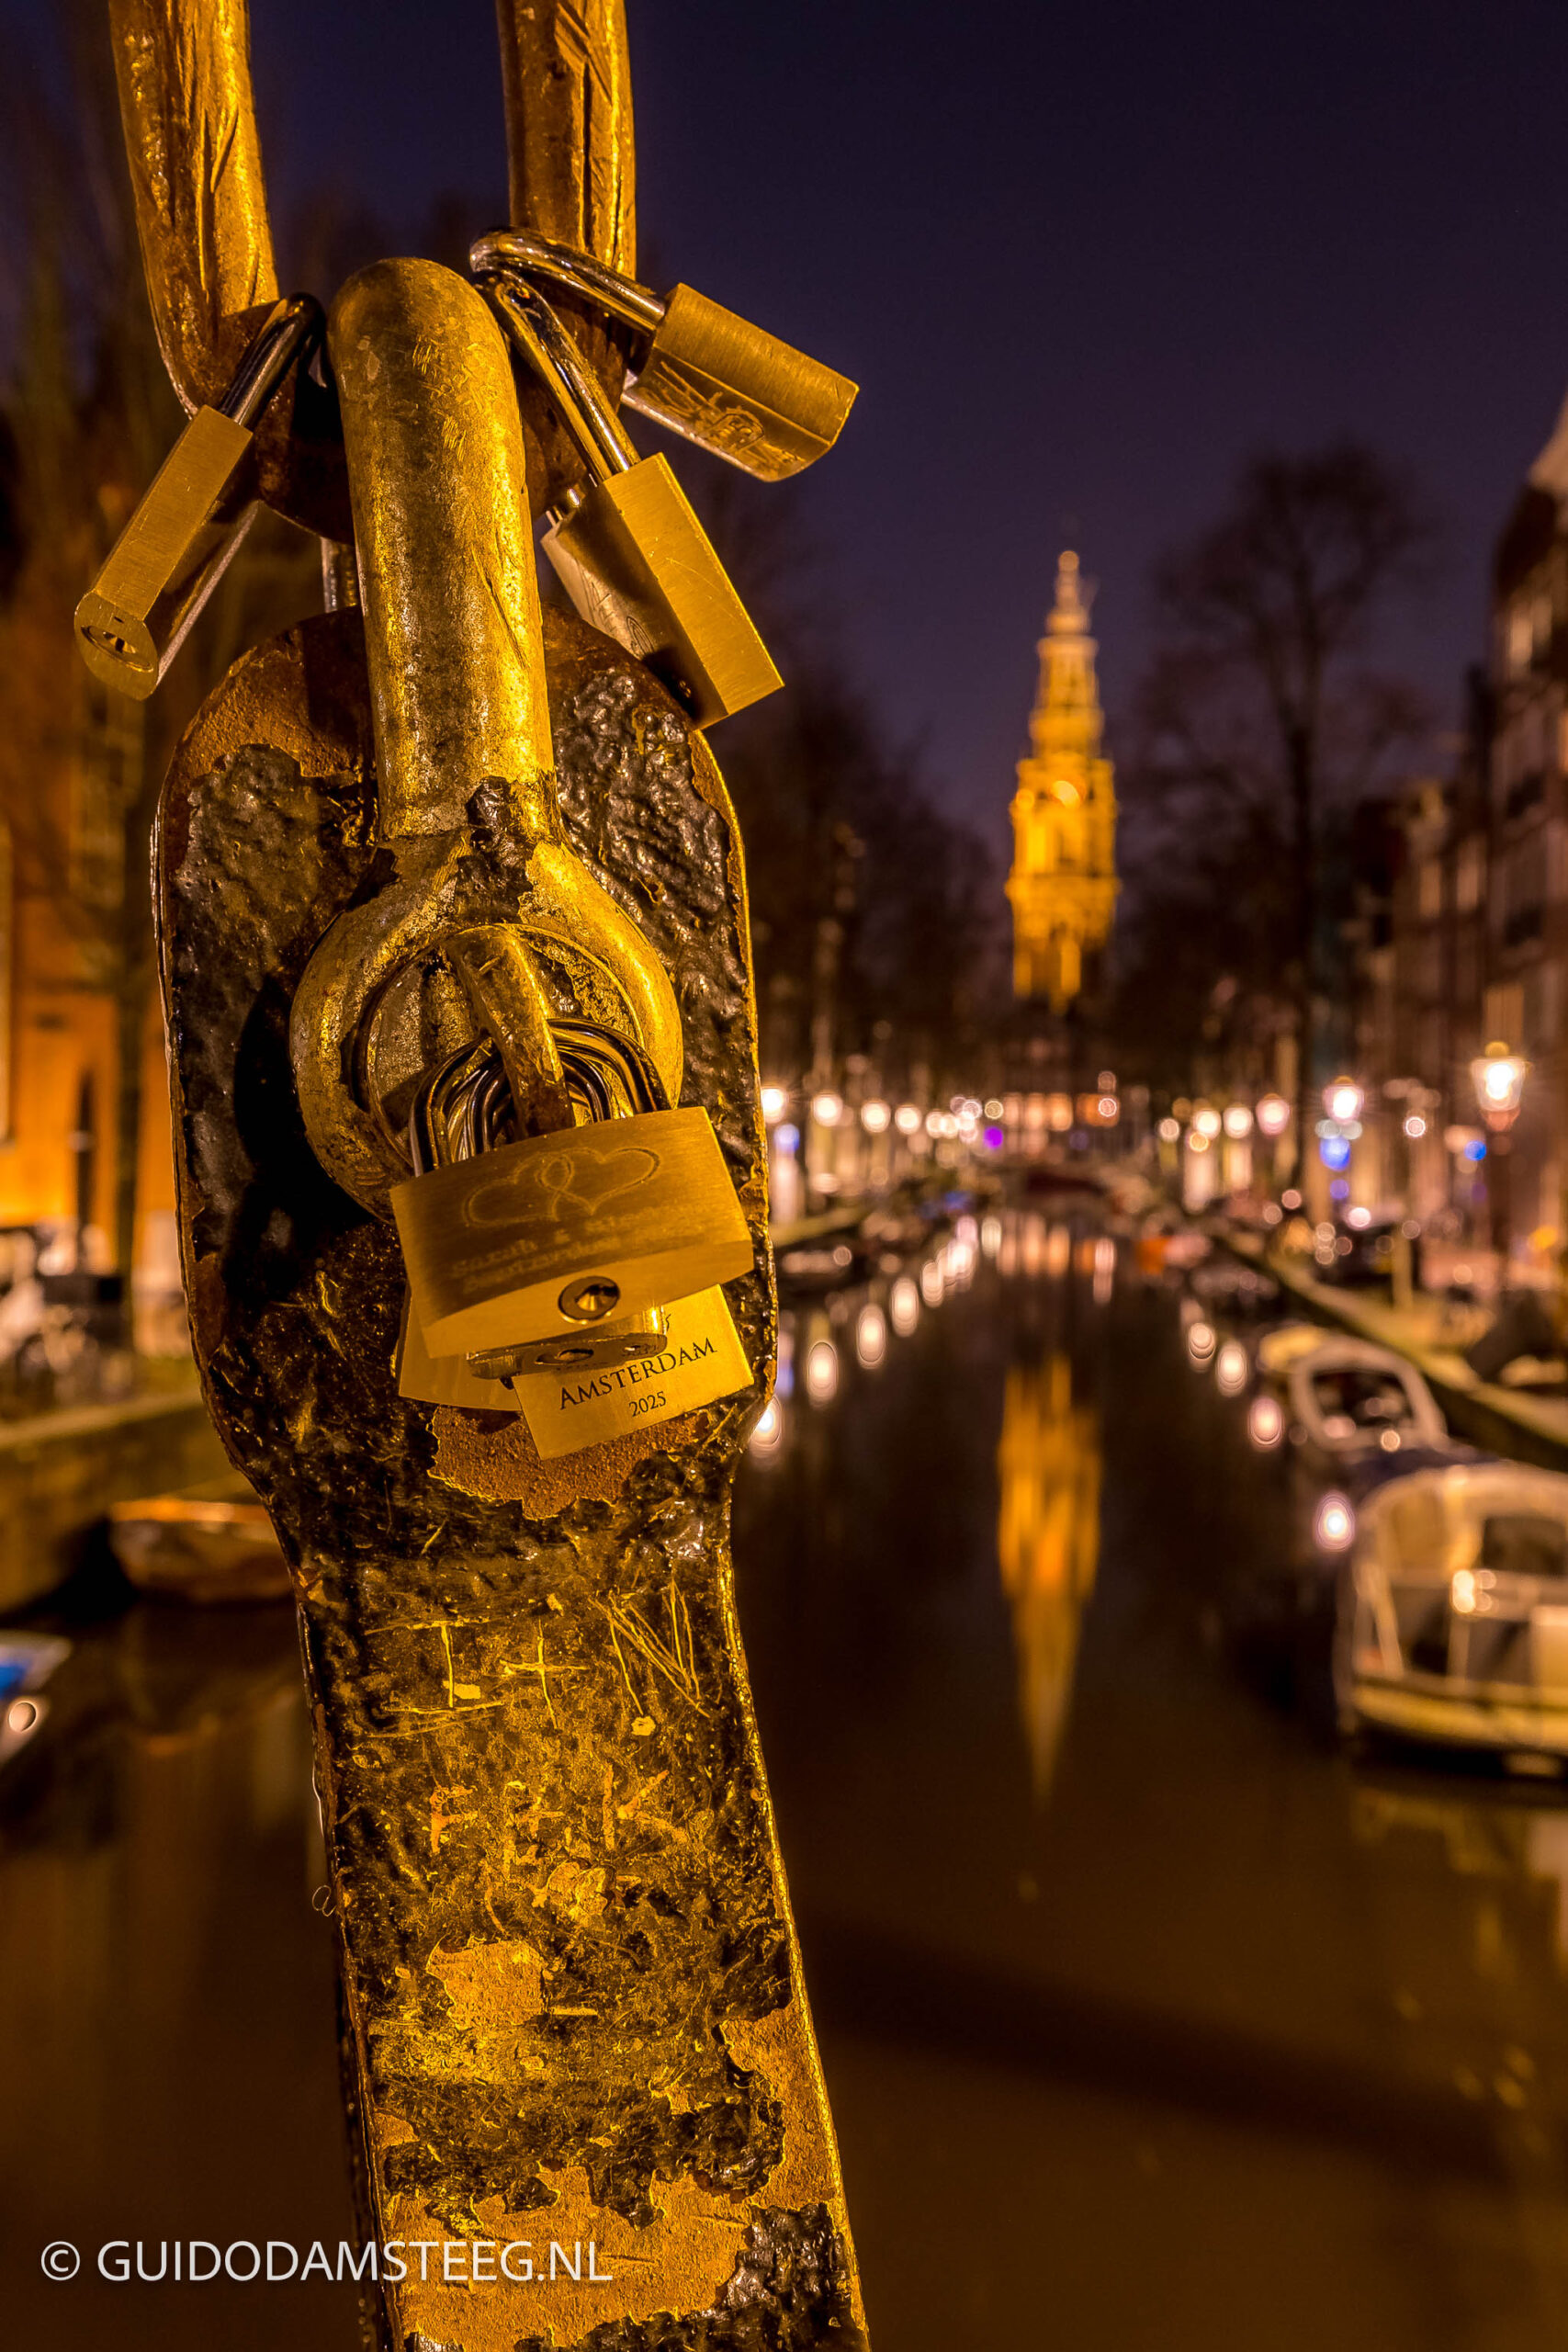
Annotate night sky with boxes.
[14,0,1568,863]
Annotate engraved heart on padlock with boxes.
[532,1144,663,1217]
[458,1142,662,1230]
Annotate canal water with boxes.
[7,1214,1568,2348]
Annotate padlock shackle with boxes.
[471,229,665,339]
[223,295,323,429]
[480,274,637,486]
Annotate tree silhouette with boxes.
[1123,443,1434,1150]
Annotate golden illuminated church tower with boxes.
[1006,551,1119,1008]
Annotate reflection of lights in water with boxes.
[919,1256,945,1306]
[749,1398,785,1459]
[890,1277,920,1336]
[1314,1491,1356,1551]
[1187,1319,1215,1364]
[981,1216,1002,1259]
[1451,1566,1477,1615]
[998,1224,1019,1276]
[956,1214,978,1249]
[1248,1394,1284,1449]
[997,1354,1102,1797]
[1529,1813,1568,1962]
[805,1337,839,1406]
[1215,1340,1247,1395]
[948,1238,977,1288]
[1354,1783,1568,1972]
[855,1303,887,1369]
[1046,1226,1071,1277]
[775,1322,795,1398]
[1022,1218,1045,1275]
[1092,1238,1115,1306]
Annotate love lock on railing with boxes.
[85,3,868,2346]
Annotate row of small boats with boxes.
[1222,1316,1568,1762]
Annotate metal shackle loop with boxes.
[470,228,664,338]
[480,272,637,489]
[407,1013,669,1179]
[223,294,324,428]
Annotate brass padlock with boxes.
[74,295,322,698]
[391,1010,752,1362]
[470,226,857,482]
[479,270,783,728]
[403,927,672,1381]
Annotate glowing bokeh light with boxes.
[1314,1491,1356,1552]
[1247,1395,1284,1449]
[805,1337,839,1406]
[855,1303,887,1369]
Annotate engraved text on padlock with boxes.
[390,1105,752,1357]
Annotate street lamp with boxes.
[1470,1040,1530,1266]
[1256,1094,1291,1136]
[1471,1040,1529,1130]
[1324,1075,1363,1124]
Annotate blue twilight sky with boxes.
[7,0,1568,868]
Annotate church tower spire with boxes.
[1006,551,1120,1010]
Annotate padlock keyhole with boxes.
[558,1276,621,1323]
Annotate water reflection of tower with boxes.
[996,1351,1102,1797]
